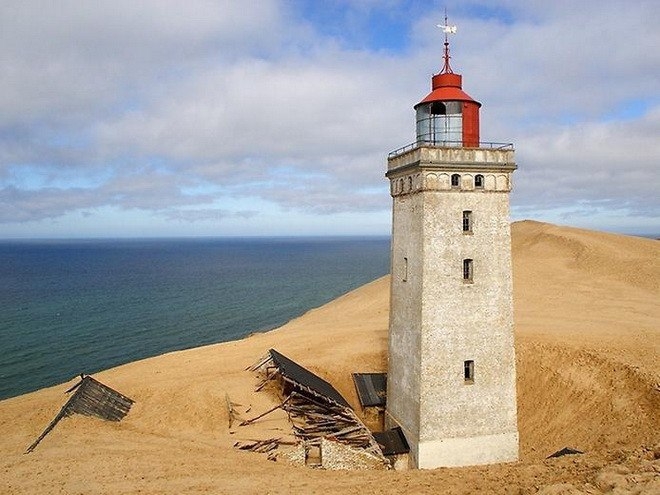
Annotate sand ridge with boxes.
[1,220,658,494]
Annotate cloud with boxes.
[0,186,100,223]
[0,170,216,222]
[162,208,258,222]
[254,177,388,215]
[95,56,407,162]
[1,1,658,235]
[0,0,284,123]
[453,1,660,126]
[513,105,660,216]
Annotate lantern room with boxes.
[414,26,481,148]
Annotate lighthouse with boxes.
[385,22,519,469]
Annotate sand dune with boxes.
[1,221,658,494]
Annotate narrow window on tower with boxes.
[475,174,484,189]
[403,257,408,282]
[451,174,461,188]
[462,210,473,233]
[464,360,475,384]
[463,259,474,283]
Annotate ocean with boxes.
[0,237,390,400]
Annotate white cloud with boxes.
[1,0,658,235]
[96,56,407,162]
[514,105,660,215]
[455,1,660,125]
[162,208,258,222]
[0,0,283,124]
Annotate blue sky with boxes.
[1,0,658,238]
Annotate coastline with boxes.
[1,221,658,494]
[0,236,390,400]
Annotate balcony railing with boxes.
[388,139,514,159]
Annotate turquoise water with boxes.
[0,237,390,400]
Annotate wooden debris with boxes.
[244,349,389,467]
[225,393,238,429]
[234,438,281,453]
[239,395,291,426]
[246,353,272,372]
[281,392,383,457]
[254,368,277,392]
[26,375,134,453]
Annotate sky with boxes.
[1,0,658,238]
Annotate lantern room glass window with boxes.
[416,101,463,147]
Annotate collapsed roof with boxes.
[247,349,388,464]
[269,348,350,409]
[26,375,134,453]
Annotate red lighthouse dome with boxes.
[414,26,481,148]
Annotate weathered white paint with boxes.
[417,431,519,468]
[386,145,519,469]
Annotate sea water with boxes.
[0,237,390,400]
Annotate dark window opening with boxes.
[462,210,472,233]
[403,257,408,282]
[475,174,484,188]
[430,101,447,115]
[451,174,461,188]
[464,360,475,383]
[463,259,473,283]
[431,101,462,115]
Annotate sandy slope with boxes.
[1,221,658,494]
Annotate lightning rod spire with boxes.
[436,9,457,74]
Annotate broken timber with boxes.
[225,393,242,428]
[26,375,134,453]
[234,438,282,453]
[547,447,584,459]
[239,395,291,426]
[248,349,387,464]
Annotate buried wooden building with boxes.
[26,374,134,453]
[244,349,408,469]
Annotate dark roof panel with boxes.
[269,349,350,408]
[26,375,134,453]
[70,376,134,421]
[352,373,387,407]
[373,427,410,456]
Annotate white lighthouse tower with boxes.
[385,22,519,469]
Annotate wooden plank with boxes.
[25,376,134,453]
[25,394,77,453]
[246,353,272,372]
[225,393,235,429]
[326,425,365,438]
[239,396,291,426]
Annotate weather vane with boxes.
[436,9,457,74]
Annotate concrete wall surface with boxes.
[386,145,519,469]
